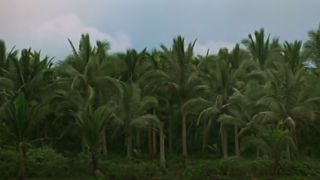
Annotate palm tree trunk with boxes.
[182,114,188,159]
[159,121,166,169]
[126,127,132,159]
[286,143,291,160]
[148,127,152,158]
[91,150,99,171]
[221,124,228,158]
[234,125,240,157]
[152,127,157,157]
[256,148,260,158]
[202,120,211,153]
[101,126,108,155]
[168,103,173,153]
[18,143,26,180]
[136,129,141,150]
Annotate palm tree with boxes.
[243,124,296,175]
[59,34,120,106]
[184,45,248,157]
[304,24,320,67]
[76,105,114,173]
[115,82,159,159]
[159,36,198,160]
[242,28,280,70]
[0,47,56,146]
[282,41,304,73]
[58,34,121,153]
[0,93,47,179]
[257,63,318,155]
[0,48,53,102]
[0,40,18,105]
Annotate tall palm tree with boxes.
[159,36,198,160]
[184,44,248,157]
[258,63,318,152]
[58,34,121,153]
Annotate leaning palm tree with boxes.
[0,93,47,180]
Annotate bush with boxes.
[281,159,320,176]
[218,157,252,176]
[182,160,221,180]
[250,158,273,176]
[0,147,20,178]
[101,160,162,180]
[26,146,69,177]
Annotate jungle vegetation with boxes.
[1,25,320,179]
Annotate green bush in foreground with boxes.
[0,147,20,178]
[26,147,69,177]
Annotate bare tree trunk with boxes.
[182,114,188,160]
[159,122,166,169]
[101,126,108,155]
[234,125,240,157]
[126,127,132,159]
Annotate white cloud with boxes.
[194,41,235,55]
[35,14,131,53]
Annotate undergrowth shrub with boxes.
[26,146,69,177]
[0,147,19,178]
[101,160,162,180]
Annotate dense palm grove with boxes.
[1,25,320,179]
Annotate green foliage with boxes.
[1,25,320,179]
[26,147,69,177]
[0,147,20,178]
[101,160,162,180]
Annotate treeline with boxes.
[1,25,320,179]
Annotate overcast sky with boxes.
[0,0,319,60]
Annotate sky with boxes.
[0,0,319,61]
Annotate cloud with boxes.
[194,41,235,55]
[35,14,131,53]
